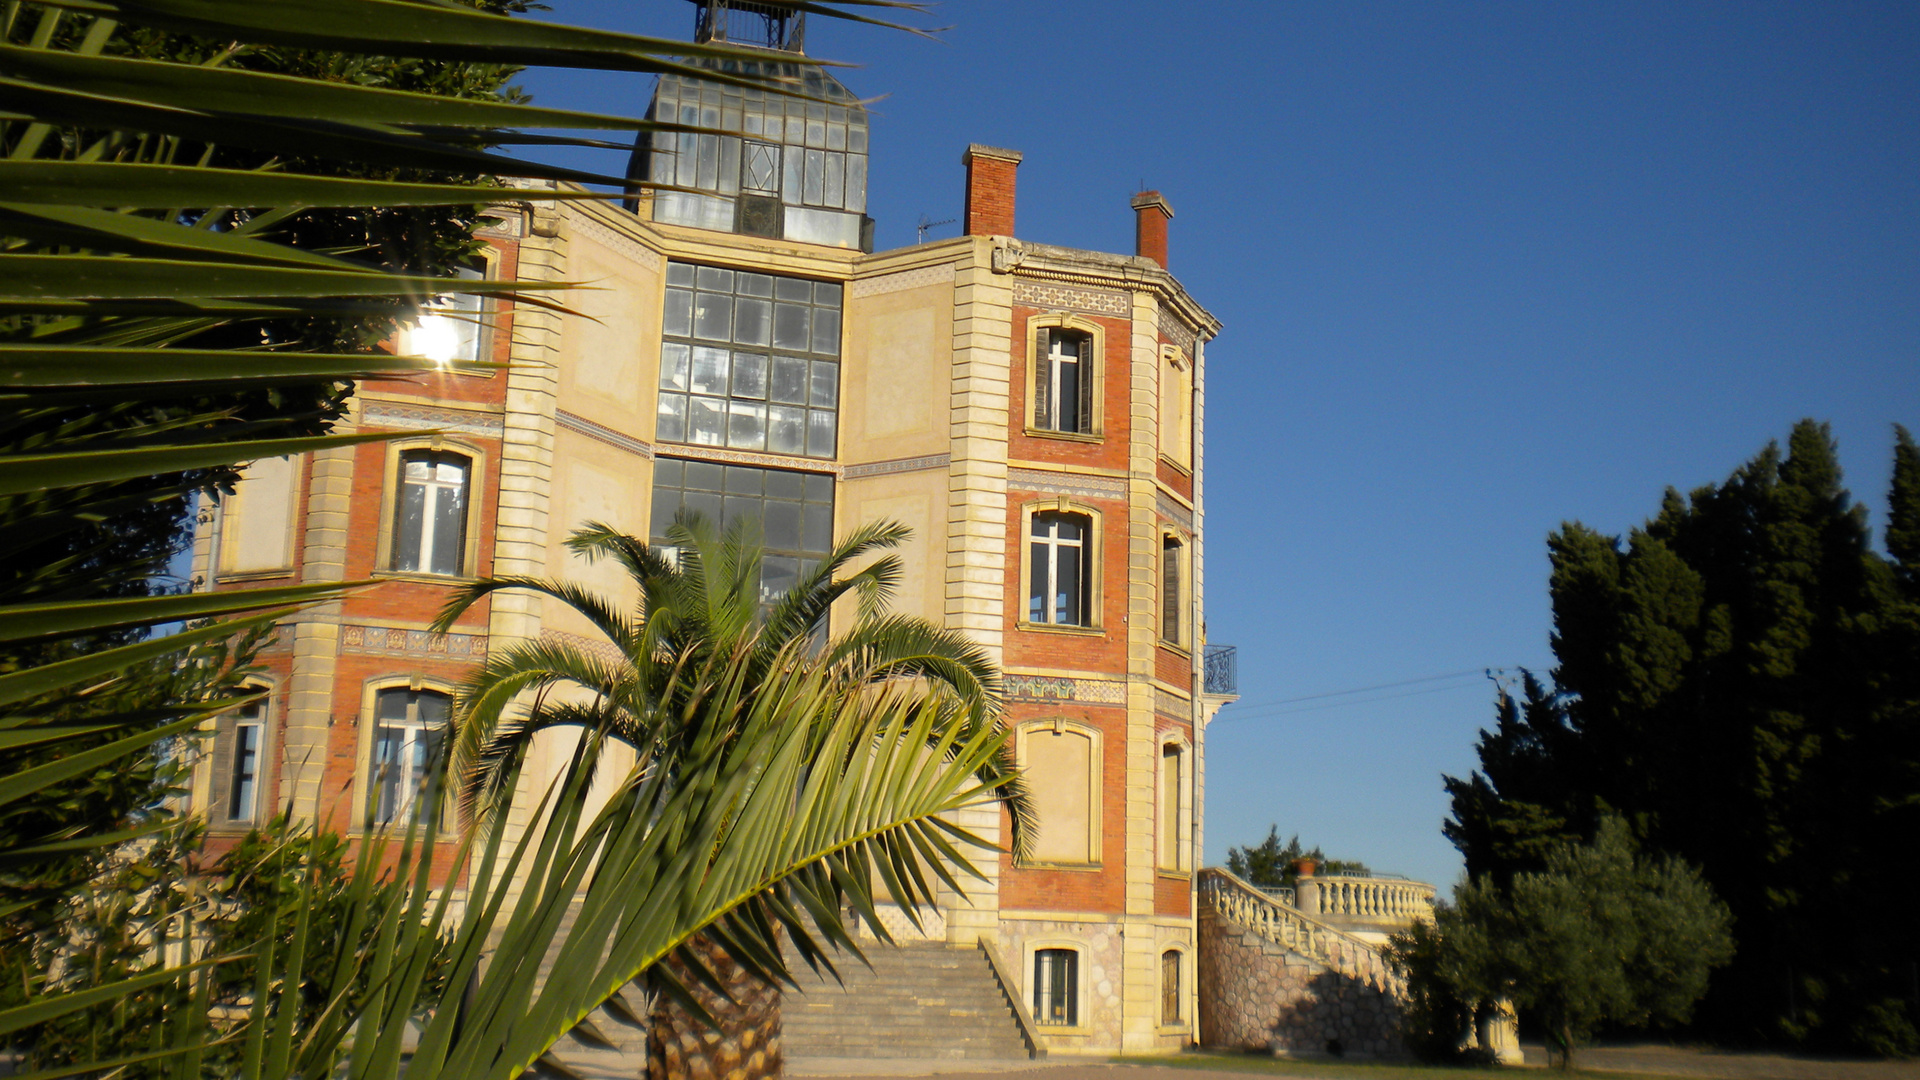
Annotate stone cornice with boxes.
[990,239,1221,340]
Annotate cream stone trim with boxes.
[992,239,1221,340]
[370,435,490,580]
[655,443,842,477]
[1015,718,1105,870]
[347,676,461,833]
[1154,688,1192,721]
[1017,499,1106,633]
[572,210,664,273]
[1022,312,1108,441]
[283,439,355,821]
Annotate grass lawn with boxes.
[1105,1051,1687,1080]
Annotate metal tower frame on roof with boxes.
[691,0,806,53]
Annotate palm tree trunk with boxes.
[647,930,783,1080]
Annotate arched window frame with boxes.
[372,436,488,580]
[1018,500,1104,633]
[1024,313,1106,442]
[1158,343,1193,471]
[1158,945,1190,1028]
[215,453,304,580]
[1023,938,1090,1031]
[351,676,459,833]
[201,677,279,831]
[1159,527,1190,652]
[1156,730,1193,874]
[1013,718,1104,869]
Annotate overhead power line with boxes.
[1210,666,1520,723]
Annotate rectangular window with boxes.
[1034,949,1079,1026]
[213,694,268,827]
[229,716,261,823]
[403,266,487,366]
[1034,328,1094,435]
[391,451,471,576]
[651,458,834,609]
[370,689,450,827]
[1162,535,1183,645]
[1161,950,1181,1025]
[657,262,842,459]
[1029,512,1090,626]
[1160,743,1184,871]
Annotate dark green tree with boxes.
[1390,818,1733,1069]
[1225,825,1368,890]
[1444,420,1920,1053]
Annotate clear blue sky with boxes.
[519,1,1920,893]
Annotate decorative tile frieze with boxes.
[850,263,954,299]
[1012,279,1130,318]
[1005,673,1127,706]
[573,212,664,273]
[556,410,652,459]
[539,627,625,667]
[1007,467,1127,502]
[1157,492,1194,532]
[1159,308,1198,353]
[360,401,505,438]
[1156,688,1193,721]
[656,444,842,477]
[340,624,487,661]
[843,453,950,480]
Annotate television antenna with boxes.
[916,215,956,244]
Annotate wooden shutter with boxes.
[1162,538,1181,643]
[207,716,235,825]
[1033,327,1052,428]
[1075,333,1094,433]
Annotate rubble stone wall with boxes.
[1198,908,1402,1059]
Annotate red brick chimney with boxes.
[1131,190,1174,268]
[962,144,1022,237]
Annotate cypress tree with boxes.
[1445,420,1920,1052]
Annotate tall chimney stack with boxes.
[1131,190,1174,268]
[962,144,1022,237]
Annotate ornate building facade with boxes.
[191,17,1227,1055]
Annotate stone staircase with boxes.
[525,904,1038,1076]
[781,940,1038,1061]
[528,902,654,1080]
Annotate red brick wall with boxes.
[1155,873,1191,916]
[1156,460,1193,502]
[1155,646,1192,691]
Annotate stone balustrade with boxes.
[1197,868,1401,994]
[1295,875,1435,936]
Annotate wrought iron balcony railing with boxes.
[1203,643,1237,695]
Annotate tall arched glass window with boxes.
[391,451,470,576]
[369,688,450,826]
